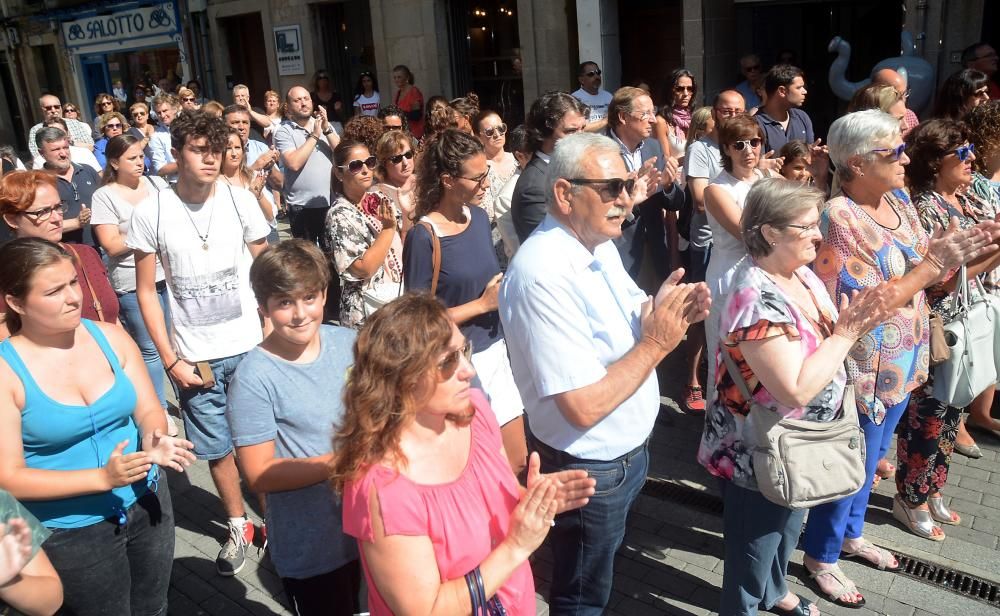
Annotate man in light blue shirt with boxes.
[148,94,179,182]
[499,132,710,614]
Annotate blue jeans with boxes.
[800,394,910,563]
[177,353,247,460]
[720,480,805,616]
[117,283,171,409]
[531,434,649,615]
[42,471,174,616]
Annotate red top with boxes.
[342,389,535,615]
[394,85,425,139]
[0,243,119,327]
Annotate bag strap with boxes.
[418,220,441,295]
[64,244,105,322]
[720,347,754,401]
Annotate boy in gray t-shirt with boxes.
[226,240,360,615]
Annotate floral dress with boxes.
[894,189,996,505]
[813,190,930,424]
[326,194,403,328]
[697,259,847,491]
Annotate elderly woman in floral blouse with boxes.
[698,178,891,616]
[800,111,999,607]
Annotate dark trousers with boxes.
[287,206,330,250]
[281,559,362,616]
[531,434,648,616]
[44,471,174,616]
[896,392,962,506]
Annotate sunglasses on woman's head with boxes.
[732,138,762,151]
[339,156,377,173]
[388,150,414,164]
[482,124,507,138]
[437,341,473,380]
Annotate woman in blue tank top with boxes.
[0,238,196,616]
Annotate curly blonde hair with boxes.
[330,293,459,493]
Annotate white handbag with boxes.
[932,265,998,408]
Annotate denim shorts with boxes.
[178,353,247,460]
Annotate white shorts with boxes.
[471,338,524,426]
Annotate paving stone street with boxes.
[164,324,1000,616]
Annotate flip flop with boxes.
[841,538,900,571]
[805,563,866,609]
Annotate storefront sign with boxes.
[62,3,180,54]
[273,25,305,76]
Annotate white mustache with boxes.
[606,206,627,219]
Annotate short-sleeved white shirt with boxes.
[499,214,659,460]
[125,181,271,361]
[571,88,613,122]
[90,176,168,293]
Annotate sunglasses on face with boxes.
[674,85,694,93]
[583,69,602,77]
[954,143,976,162]
[731,138,762,151]
[715,107,743,117]
[870,143,906,160]
[388,150,414,164]
[338,156,377,173]
[100,101,113,106]
[568,177,636,199]
[64,107,77,113]
[132,111,147,117]
[104,123,123,129]
[182,97,195,102]
[437,341,473,380]
[21,203,67,222]
[43,104,61,111]
[481,124,507,138]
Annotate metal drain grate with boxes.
[894,555,1000,607]
[640,478,1000,608]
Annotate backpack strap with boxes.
[417,220,441,295]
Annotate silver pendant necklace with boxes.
[177,186,215,250]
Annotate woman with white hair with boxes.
[698,178,892,616]
[799,109,999,607]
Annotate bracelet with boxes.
[323,128,334,136]
[165,357,181,372]
[923,251,945,271]
[307,133,319,141]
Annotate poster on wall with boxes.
[273,25,305,76]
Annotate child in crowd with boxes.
[779,139,813,184]
[226,240,361,615]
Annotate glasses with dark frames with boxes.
[481,124,507,138]
[104,122,123,130]
[568,177,636,199]
[20,203,68,222]
[870,143,906,161]
[388,150,414,164]
[454,170,490,188]
[338,156,377,174]
[437,341,473,380]
[42,104,61,110]
[583,69,602,77]
[784,222,821,238]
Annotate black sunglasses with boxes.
[388,150,414,164]
[64,107,77,113]
[338,156,377,173]
[583,69,602,77]
[481,124,507,138]
[568,177,636,198]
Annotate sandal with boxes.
[805,563,866,609]
[892,494,945,541]
[840,538,900,571]
[928,495,961,525]
[772,593,815,616]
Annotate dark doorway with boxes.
[313,0,376,120]
[218,12,271,103]
[734,0,904,138]
[0,55,27,152]
[619,0,683,109]
[446,0,524,127]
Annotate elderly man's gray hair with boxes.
[828,109,901,183]
[35,127,68,150]
[741,178,825,259]
[546,132,622,211]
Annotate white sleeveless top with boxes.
[705,169,763,299]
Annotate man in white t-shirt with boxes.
[127,110,271,578]
[572,61,613,131]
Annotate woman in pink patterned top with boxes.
[331,293,595,615]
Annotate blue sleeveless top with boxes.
[0,319,151,529]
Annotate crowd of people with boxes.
[1,40,1000,616]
